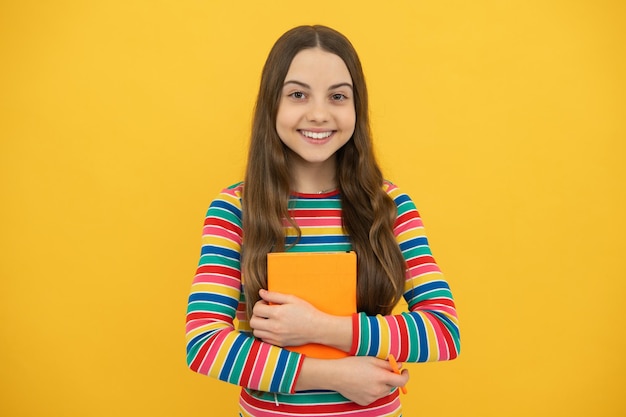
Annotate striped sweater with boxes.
[185,182,460,416]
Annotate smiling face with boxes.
[276,47,356,184]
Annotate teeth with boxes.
[301,130,332,139]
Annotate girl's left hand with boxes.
[250,289,321,347]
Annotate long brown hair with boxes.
[242,25,406,318]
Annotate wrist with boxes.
[295,357,340,392]
[315,313,353,352]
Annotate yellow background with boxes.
[1,1,624,416]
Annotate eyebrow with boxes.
[283,80,353,90]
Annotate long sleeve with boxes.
[349,183,461,362]
[185,184,304,393]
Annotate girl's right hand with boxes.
[297,356,409,406]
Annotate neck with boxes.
[289,157,337,194]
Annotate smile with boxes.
[299,130,334,140]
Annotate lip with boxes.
[299,128,335,133]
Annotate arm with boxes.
[246,290,409,405]
[185,186,304,393]
[249,185,460,363]
[350,185,461,362]
[295,356,409,406]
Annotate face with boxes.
[276,47,356,173]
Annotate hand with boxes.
[332,356,409,405]
[249,289,321,347]
[297,356,410,406]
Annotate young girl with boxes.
[186,25,460,416]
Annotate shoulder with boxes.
[220,181,244,200]
[382,181,427,235]
[382,180,417,211]
[205,182,244,218]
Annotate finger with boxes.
[252,301,272,318]
[251,328,281,347]
[388,370,405,383]
[259,289,294,305]
[368,358,395,373]
[395,369,409,395]
[252,328,269,340]
[385,374,408,392]
[401,369,409,382]
[249,315,268,331]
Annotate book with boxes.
[267,251,357,359]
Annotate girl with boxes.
[186,25,460,416]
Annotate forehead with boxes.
[284,47,352,84]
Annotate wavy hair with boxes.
[242,25,406,319]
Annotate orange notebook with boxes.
[267,251,357,359]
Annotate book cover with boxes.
[267,251,357,359]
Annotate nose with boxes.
[306,98,329,123]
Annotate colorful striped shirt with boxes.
[185,181,460,416]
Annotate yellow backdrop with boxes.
[1,1,624,416]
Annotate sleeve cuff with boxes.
[289,353,306,394]
[349,313,360,356]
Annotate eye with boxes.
[289,91,306,100]
[331,93,348,101]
